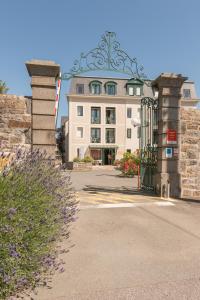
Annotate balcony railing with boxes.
[106,117,116,124]
[91,137,101,143]
[91,117,101,124]
[106,136,115,143]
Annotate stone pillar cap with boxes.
[26,59,60,77]
[152,73,188,87]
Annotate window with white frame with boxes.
[105,81,117,95]
[127,128,131,139]
[76,84,84,94]
[136,87,141,96]
[128,86,134,95]
[183,89,191,99]
[91,128,101,143]
[77,106,83,116]
[90,81,102,95]
[76,127,83,138]
[127,107,132,118]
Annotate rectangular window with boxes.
[76,127,83,138]
[127,149,131,153]
[128,86,134,95]
[106,128,115,143]
[107,85,116,95]
[91,128,101,143]
[77,148,80,158]
[91,107,101,124]
[127,128,131,139]
[77,106,83,116]
[106,107,116,124]
[127,107,132,118]
[76,84,84,94]
[136,87,141,96]
[183,89,191,99]
[91,84,101,94]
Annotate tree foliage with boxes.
[0,80,9,94]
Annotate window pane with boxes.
[106,128,115,143]
[91,107,101,124]
[127,108,132,118]
[76,127,83,138]
[129,87,134,95]
[136,87,141,96]
[77,148,80,158]
[127,128,131,139]
[183,89,191,99]
[107,84,116,95]
[76,84,84,94]
[106,107,116,124]
[91,84,101,94]
[77,106,83,116]
[91,128,101,143]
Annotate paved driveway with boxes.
[71,168,160,206]
[30,169,200,299]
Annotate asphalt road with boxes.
[30,170,200,299]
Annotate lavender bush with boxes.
[0,149,78,299]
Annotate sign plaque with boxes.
[165,148,173,158]
[167,129,177,144]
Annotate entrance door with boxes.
[103,148,115,165]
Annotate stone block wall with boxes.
[180,108,200,199]
[0,94,31,152]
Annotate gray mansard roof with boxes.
[67,75,198,101]
[68,75,154,97]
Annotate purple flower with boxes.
[8,207,17,215]
[9,244,20,258]
[3,274,10,284]
[59,267,65,273]
[17,277,28,287]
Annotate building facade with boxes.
[66,75,199,164]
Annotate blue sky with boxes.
[1,0,200,125]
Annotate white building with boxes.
[65,75,199,165]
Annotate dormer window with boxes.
[183,89,191,99]
[105,81,117,95]
[128,86,134,96]
[76,84,84,94]
[136,87,141,96]
[89,80,102,95]
[126,78,144,96]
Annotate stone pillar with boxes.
[153,73,187,198]
[26,60,60,158]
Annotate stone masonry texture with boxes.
[180,108,200,199]
[0,94,31,152]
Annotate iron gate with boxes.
[140,97,158,190]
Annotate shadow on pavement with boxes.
[83,185,157,196]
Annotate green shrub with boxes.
[73,157,81,162]
[0,149,78,299]
[81,156,93,163]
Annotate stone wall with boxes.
[0,94,31,152]
[180,108,200,199]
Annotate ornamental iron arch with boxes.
[62,31,148,82]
